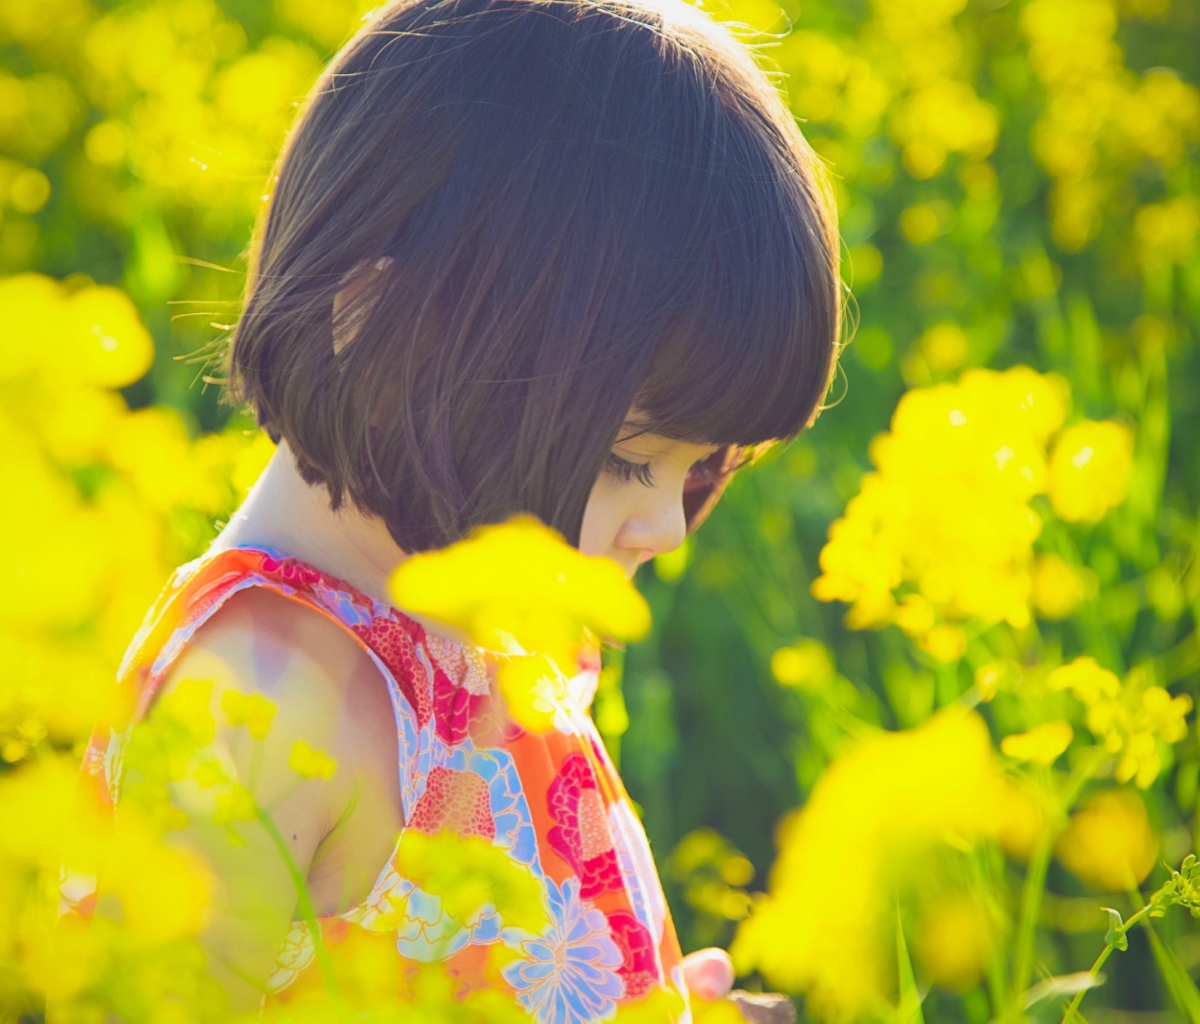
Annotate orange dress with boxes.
[76,547,688,1022]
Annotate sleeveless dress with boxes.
[74,546,689,1022]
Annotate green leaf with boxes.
[1144,921,1200,1024]
[1102,908,1128,952]
[1024,972,1106,1010]
[896,910,925,1024]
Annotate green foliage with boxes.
[5,0,1200,1019]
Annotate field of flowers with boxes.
[3,0,1200,1020]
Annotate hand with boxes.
[680,947,735,1001]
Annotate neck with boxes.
[214,441,407,607]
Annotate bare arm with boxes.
[134,588,401,1011]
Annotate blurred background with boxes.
[3,0,1200,1019]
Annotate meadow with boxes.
[3,0,1200,1020]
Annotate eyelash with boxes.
[605,453,655,486]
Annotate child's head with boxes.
[231,0,840,554]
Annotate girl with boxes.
[82,0,839,1018]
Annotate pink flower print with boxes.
[352,615,432,728]
[605,910,659,1002]
[408,766,495,839]
[547,754,621,898]
[260,556,323,590]
[432,667,494,746]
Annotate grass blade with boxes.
[1144,920,1200,1024]
[897,909,925,1024]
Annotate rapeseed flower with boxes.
[913,895,998,993]
[813,367,1067,642]
[1047,420,1135,523]
[1056,789,1158,892]
[390,517,650,731]
[1000,720,1074,765]
[1031,554,1090,618]
[221,688,277,740]
[1050,657,1192,787]
[288,739,338,780]
[732,709,1008,1020]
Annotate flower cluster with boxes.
[0,273,272,767]
[1021,0,1200,252]
[813,367,1133,655]
[390,517,649,731]
[731,709,1013,1019]
[1049,657,1192,787]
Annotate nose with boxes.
[616,495,687,568]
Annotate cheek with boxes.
[578,477,623,558]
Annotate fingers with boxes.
[680,946,735,1001]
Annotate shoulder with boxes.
[156,585,382,809]
[166,585,373,712]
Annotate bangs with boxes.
[635,185,840,448]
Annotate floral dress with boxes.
[77,547,689,1023]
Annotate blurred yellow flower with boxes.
[1048,420,1134,523]
[918,623,968,663]
[220,688,277,740]
[1001,720,1074,765]
[392,517,650,731]
[1048,656,1121,705]
[63,285,155,389]
[1050,657,1192,787]
[914,895,998,992]
[288,739,337,780]
[732,709,1009,1020]
[104,811,214,943]
[1056,789,1158,891]
[394,829,548,935]
[1031,553,1088,618]
[770,639,835,691]
[392,517,650,672]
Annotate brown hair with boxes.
[230,0,840,552]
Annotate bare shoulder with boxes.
[156,585,387,808]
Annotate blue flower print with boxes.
[502,877,624,1024]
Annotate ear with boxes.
[333,257,394,354]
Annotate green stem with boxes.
[254,806,342,999]
[1011,751,1107,1019]
[1060,904,1152,1024]
[1011,826,1054,1017]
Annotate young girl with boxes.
[82,0,839,1017]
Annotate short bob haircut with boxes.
[231,0,840,553]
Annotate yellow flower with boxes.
[914,895,998,992]
[918,623,968,663]
[1047,656,1120,706]
[813,367,1068,634]
[392,517,650,731]
[220,688,277,739]
[732,709,1005,1020]
[394,829,548,935]
[1050,659,1191,787]
[104,810,214,943]
[1000,720,1073,765]
[1031,554,1088,619]
[496,652,570,733]
[213,783,257,824]
[288,739,338,780]
[770,639,835,691]
[1048,420,1135,523]
[390,516,650,674]
[1056,789,1158,892]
